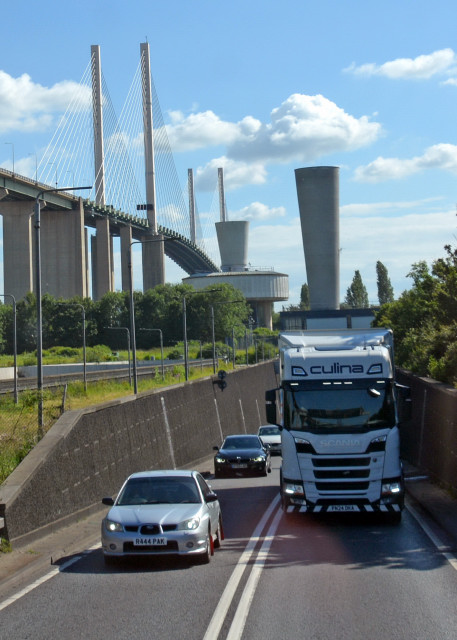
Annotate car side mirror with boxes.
[205,491,218,503]
[102,497,114,506]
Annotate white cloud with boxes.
[166,110,250,151]
[247,207,456,305]
[0,70,90,134]
[354,143,457,182]
[345,48,457,80]
[341,197,443,217]
[227,94,381,163]
[179,94,381,190]
[230,201,286,221]
[195,156,267,191]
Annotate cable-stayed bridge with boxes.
[0,43,221,301]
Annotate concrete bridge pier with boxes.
[91,217,113,300]
[142,235,165,291]
[1,199,88,300]
[40,198,88,298]
[1,201,34,300]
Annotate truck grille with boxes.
[315,481,369,491]
[313,457,370,468]
[314,469,370,479]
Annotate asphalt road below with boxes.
[1,457,457,640]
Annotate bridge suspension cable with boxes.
[36,49,220,267]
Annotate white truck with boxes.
[266,329,410,522]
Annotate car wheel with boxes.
[103,554,119,566]
[214,515,224,549]
[196,531,212,564]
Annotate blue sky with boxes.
[1,0,457,307]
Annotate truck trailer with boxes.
[266,329,410,522]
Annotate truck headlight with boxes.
[382,481,402,496]
[284,482,304,497]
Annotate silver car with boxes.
[101,470,223,565]
[258,425,282,455]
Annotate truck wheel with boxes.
[281,492,291,512]
[387,510,402,524]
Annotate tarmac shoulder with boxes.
[404,461,457,548]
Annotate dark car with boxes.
[213,434,272,478]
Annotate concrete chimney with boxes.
[295,166,340,310]
[215,221,249,272]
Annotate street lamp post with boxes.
[139,328,164,379]
[58,302,86,391]
[0,293,17,403]
[105,327,131,385]
[29,153,38,182]
[5,143,14,174]
[183,289,222,381]
[211,305,216,374]
[210,300,245,374]
[34,185,91,435]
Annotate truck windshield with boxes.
[283,379,395,433]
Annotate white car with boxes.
[258,425,282,455]
[101,470,223,565]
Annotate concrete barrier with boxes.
[0,362,278,547]
[397,369,457,491]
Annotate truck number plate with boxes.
[327,505,359,512]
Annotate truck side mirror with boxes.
[396,383,412,423]
[265,388,277,425]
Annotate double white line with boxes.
[203,493,282,640]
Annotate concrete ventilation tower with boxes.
[294,166,340,310]
[183,168,289,329]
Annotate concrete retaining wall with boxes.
[2,362,455,547]
[0,362,278,546]
[397,369,457,491]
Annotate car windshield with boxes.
[259,427,280,436]
[283,379,396,433]
[116,476,201,505]
[222,436,262,449]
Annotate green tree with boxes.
[345,270,369,308]
[376,261,394,305]
[373,249,457,384]
[300,283,310,310]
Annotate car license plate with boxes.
[327,505,359,512]
[134,537,166,546]
[232,463,248,469]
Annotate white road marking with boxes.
[226,505,283,640]
[407,504,457,571]
[0,542,100,612]
[202,493,280,640]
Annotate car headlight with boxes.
[251,456,265,462]
[215,456,226,463]
[105,519,123,533]
[178,516,200,531]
